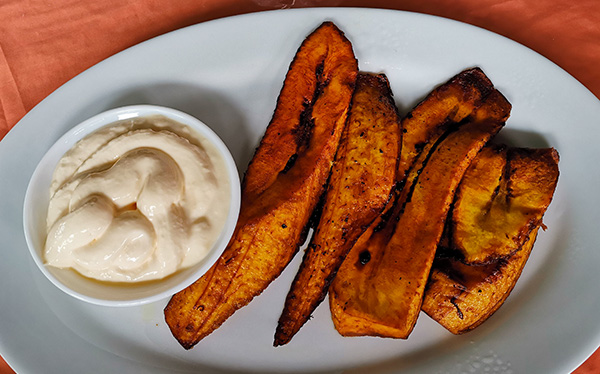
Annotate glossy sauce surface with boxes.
[44,115,231,282]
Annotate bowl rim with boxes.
[22,104,241,307]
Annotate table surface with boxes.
[1,1,598,373]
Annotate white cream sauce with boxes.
[44,115,231,282]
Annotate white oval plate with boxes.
[1,8,599,374]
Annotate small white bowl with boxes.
[23,105,241,307]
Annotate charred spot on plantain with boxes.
[414,141,427,153]
[286,93,316,162]
[504,154,517,204]
[450,296,464,319]
[491,183,502,200]
[315,58,325,83]
[358,250,371,265]
[193,304,205,311]
[294,114,315,151]
[402,127,454,209]
[340,228,349,239]
[395,179,406,193]
[373,200,397,232]
[461,67,495,99]
[281,223,287,228]
[282,153,298,174]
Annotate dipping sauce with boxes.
[44,115,231,282]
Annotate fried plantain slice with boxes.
[274,73,400,346]
[423,146,559,334]
[329,88,511,338]
[331,67,498,294]
[451,146,560,264]
[329,68,507,338]
[344,68,498,262]
[396,67,496,181]
[422,228,539,334]
[164,21,358,349]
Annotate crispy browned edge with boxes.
[332,67,498,281]
[423,228,539,334]
[423,147,559,333]
[328,67,506,338]
[449,145,560,264]
[274,72,401,346]
[164,21,358,349]
[329,87,511,338]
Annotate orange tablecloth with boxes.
[0,1,598,373]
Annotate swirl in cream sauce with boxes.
[44,115,231,282]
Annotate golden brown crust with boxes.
[164,21,358,350]
[423,228,540,334]
[397,67,496,181]
[423,145,559,334]
[331,68,501,296]
[274,73,400,346]
[329,86,510,338]
[450,146,560,264]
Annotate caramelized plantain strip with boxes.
[329,69,507,338]
[164,22,358,349]
[332,68,498,298]
[274,73,400,346]
[396,67,495,181]
[423,228,539,334]
[354,68,498,250]
[329,89,510,338]
[423,146,559,334]
[451,146,560,263]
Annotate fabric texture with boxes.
[0,0,598,372]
